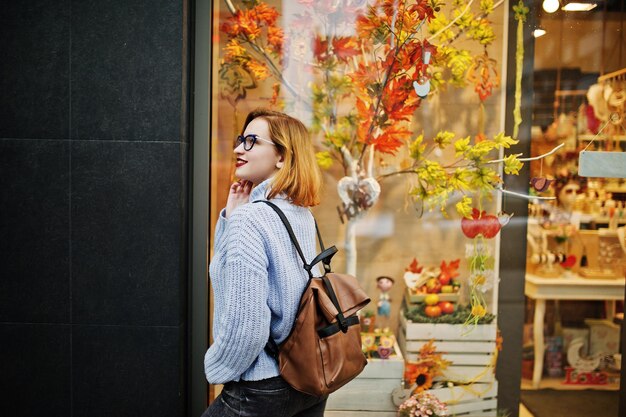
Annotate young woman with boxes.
[202,109,327,417]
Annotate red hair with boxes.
[242,109,322,207]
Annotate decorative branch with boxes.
[430,0,505,45]
[498,187,556,201]
[517,143,564,162]
[222,0,308,107]
[487,153,523,164]
[224,0,236,14]
[427,0,476,43]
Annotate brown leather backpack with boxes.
[257,201,371,397]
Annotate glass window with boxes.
[205,0,626,414]
[522,1,625,412]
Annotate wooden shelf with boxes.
[578,134,626,142]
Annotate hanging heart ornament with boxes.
[337,176,381,211]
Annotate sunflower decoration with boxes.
[403,340,451,394]
[404,363,434,394]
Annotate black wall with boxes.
[0,1,190,416]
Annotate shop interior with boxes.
[209,1,625,416]
[520,1,625,416]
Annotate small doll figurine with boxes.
[376,276,395,318]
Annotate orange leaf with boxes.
[252,3,280,25]
[331,36,360,62]
[267,26,284,54]
[370,125,410,154]
[439,259,461,280]
[406,258,424,273]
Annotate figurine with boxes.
[376,276,395,318]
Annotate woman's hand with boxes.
[225,180,253,218]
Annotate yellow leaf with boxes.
[503,154,524,175]
[434,131,455,149]
[454,136,471,156]
[315,151,333,169]
[456,196,473,218]
[449,168,471,190]
[409,134,426,160]
[492,132,519,149]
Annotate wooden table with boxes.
[524,273,625,388]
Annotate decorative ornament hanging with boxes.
[460,208,504,239]
[336,175,381,223]
[467,49,500,136]
[530,177,554,192]
[413,50,432,99]
[512,1,529,139]
[530,157,554,193]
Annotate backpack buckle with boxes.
[337,312,349,333]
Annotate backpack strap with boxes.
[254,200,336,274]
[253,200,343,359]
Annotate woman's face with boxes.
[234,118,283,185]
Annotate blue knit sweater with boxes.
[204,179,321,383]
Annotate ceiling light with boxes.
[533,28,547,38]
[542,0,560,13]
[562,1,597,11]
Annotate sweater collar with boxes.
[251,177,289,202]
[250,178,273,202]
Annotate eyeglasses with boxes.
[235,134,276,151]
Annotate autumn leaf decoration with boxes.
[439,259,460,282]
[220,1,284,104]
[404,340,451,394]
[380,131,523,217]
[311,0,438,157]
[406,258,425,274]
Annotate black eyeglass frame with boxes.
[235,134,276,151]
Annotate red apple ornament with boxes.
[461,208,503,239]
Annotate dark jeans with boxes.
[201,376,327,417]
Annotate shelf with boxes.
[578,134,626,142]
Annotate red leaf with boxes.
[332,36,360,62]
[440,259,461,280]
[407,0,435,21]
[313,36,328,61]
[406,258,424,273]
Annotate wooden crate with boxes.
[405,288,460,304]
[399,311,497,384]
[429,382,498,416]
[325,343,404,416]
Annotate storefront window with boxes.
[207,0,624,415]
[521,2,625,416]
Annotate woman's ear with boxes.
[276,154,284,169]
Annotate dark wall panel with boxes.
[1,0,189,415]
[496,3,536,417]
[72,325,182,417]
[70,0,183,142]
[0,324,71,417]
[0,140,70,323]
[71,141,183,326]
[0,1,70,139]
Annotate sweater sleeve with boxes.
[213,208,228,248]
[204,209,271,384]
